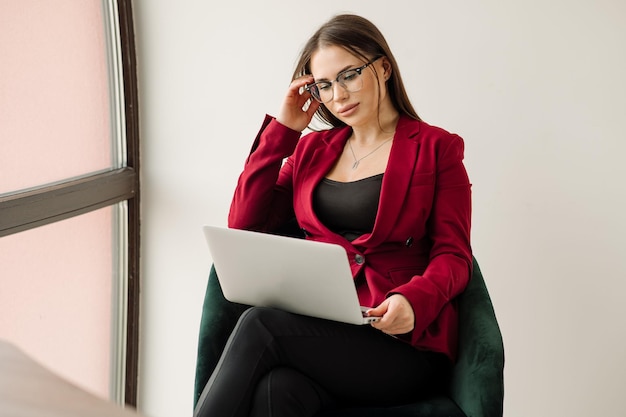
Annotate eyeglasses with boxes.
[305,56,381,103]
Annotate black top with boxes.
[313,174,383,242]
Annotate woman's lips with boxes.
[337,103,358,116]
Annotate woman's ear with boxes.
[381,57,392,81]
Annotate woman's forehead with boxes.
[310,46,363,79]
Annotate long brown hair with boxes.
[293,14,420,128]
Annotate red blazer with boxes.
[228,114,472,360]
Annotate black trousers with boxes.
[194,307,449,417]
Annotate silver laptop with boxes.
[202,225,379,325]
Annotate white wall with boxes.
[133,1,626,416]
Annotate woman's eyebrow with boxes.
[315,64,359,81]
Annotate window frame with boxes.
[0,0,140,406]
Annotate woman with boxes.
[195,13,472,417]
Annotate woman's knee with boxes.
[226,307,290,357]
[234,307,296,337]
[237,306,283,327]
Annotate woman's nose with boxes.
[332,81,348,101]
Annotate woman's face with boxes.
[309,45,389,128]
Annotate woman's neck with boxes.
[350,110,400,145]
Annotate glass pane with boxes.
[0,1,112,194]
[0,206,114,399]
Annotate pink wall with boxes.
[0,208,113,398]
[0,0,111,194]
[0,1,114,398]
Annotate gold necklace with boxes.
[347,136,394,170]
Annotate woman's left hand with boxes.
[366,294,415,335]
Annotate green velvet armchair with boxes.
[194,257,504,416]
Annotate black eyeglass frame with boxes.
[305,56,382,103]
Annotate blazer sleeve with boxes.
[391,134,472,343]
[228,115,301,232]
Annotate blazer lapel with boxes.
[296,127,351,240]
[352,116,421,248]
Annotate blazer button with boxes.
[354,254,365,265]
[405,237,414,247]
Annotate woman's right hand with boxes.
[276,75,320,132]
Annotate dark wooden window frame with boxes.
[0,0,140,406]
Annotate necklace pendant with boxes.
[352,160,359,169]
